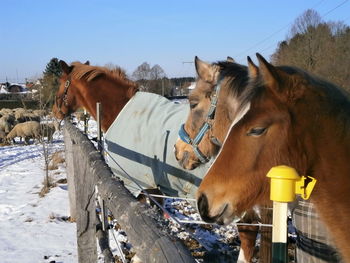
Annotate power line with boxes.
[321,0,349,18]
[234,0,348,60]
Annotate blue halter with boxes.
[178,82,221,163]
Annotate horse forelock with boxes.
[214,61,249,97]
[236,73,265,114]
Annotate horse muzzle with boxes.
[174,141,201,170]
[197,193,244,225]
[179,151,201,170]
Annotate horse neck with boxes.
[76,79,133,132]
[307,121,350,262]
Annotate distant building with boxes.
[0,82,28,93]
[0,84,9,93]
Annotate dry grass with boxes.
[48,150,65,170]
[39,176,56,197]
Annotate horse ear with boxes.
[84,61,90,65]
[256,53,280,90]
[247,56,259,78]
[227,56,235,63]
[59,60,73,75]
[195,56,220,84]
[256,53,297,100]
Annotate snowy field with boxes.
[0,133,78,263]
[0,119,245,263]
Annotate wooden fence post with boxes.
[259,206,272,262]
[64,124,76,221]
[64,121,195,262]
[83,109,88,134]
[65,121,97,263]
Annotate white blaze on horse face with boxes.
[202,102,251,219]
[230,102,251,129]
[208,101,251,170]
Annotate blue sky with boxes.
[1,0,349,82]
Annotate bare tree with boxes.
[272,9,350,91]
[132,62,151,91]
[290,9,322,36]
[150,64,166,80]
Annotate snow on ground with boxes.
[0,117,245,263]
[0,133,77,263]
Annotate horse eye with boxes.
[190,103,198,109]
[247,127,267,137]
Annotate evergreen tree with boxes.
[41,58,62,109]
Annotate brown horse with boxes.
[197,53,350,262]
[175,57,262,262]
[52,60,138,132]
[174,56,252,170]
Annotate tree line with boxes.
[271,9,350,91]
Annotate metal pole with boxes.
[271,201,288,262]
[96,103,103,153]
[96,103,108,234]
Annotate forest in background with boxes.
[271,9,350,91]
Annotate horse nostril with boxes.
[197,193,209,219]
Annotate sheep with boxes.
[0,108,13,116]
[33,109,47,118]
[6,121,41,144]
[15,110,41,123]
[0,115,14,133]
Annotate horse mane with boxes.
[69,62,137,87]
[239,64,350,120]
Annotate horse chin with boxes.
[184,160,200,170]
[220,209,247,225]
[210,206,245,226]
[177,151,201,170]
[197,194,245,225]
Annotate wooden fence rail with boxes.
[64,120,195,263]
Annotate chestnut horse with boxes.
[53,60,138,132]
[175,57,262,262]
[197,53,350,262]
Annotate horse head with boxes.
[52,60,90,120]
[196,53,329,224]
[52,60,138,132]
[174,56,254,170]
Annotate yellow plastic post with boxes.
[266,165,317,263]
[267,165,317,202]
[267,166,300,202]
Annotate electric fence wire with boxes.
[95,139,213,252]
[234,0,349,61]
